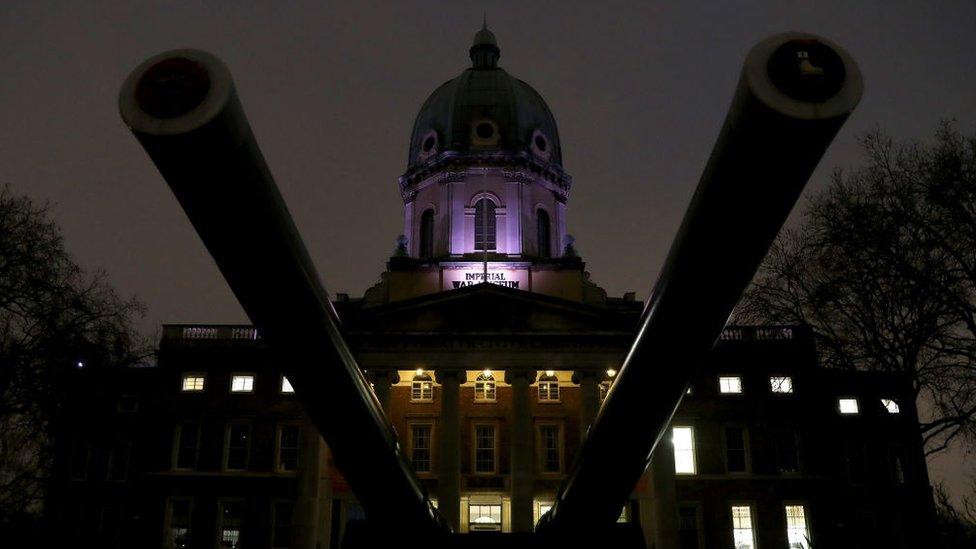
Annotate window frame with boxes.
[723,425,750,474]
[672,425,697,475]
[275,422,301,473]
[106,439,131,482]
[223,421,252,472]
[164,496,193,549]
[474,372,497,403]
[677,502,704,549]
[537,373,560,403]
[881,398,900,414]
[408,421,435,474]
[838,397,860,415]
[730,503,757,549]
[769,375,794,394]
[217,498,245,549]
[271,499,295,549]
[474,197,497,252]
[172,421,201,471]
[280,376,295,394]
[784,502,813,549]
[718,375,743,394]
[180,372,206,393]
[419,208,435,258]
[472,422,498,475]
[230,373,255,394]
[411,373,434,403]
[536,208,551,258]
[536,421,564,474]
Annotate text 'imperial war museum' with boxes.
[50,25,934,549]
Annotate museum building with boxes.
[48,25,934,549]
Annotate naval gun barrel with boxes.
[119,50,447,541]
[538,32,862,539]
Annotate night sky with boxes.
[2,1,974,501]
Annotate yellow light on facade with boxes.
[483,369,492,378]
[416,368,424,376]
[606,368,617,377]
[545,370,555,377]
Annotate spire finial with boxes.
[482,13,487,30]
[470,19,500,69]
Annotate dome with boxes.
[406,25,562,171]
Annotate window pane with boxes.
[881,398,900,414]
[679,505,700,549]
[719,376,742,394]
[785,505,811,548]
[278,425,300,472]
[474,199,496,251]
[839,398,859,414]
[231,375,254,393]
[770,376,793,393]
[168,498,192,548]
[725,427,746,473]
[273,502,294,548]
[731,506,755,549]
[672,427,696,474]
[540,425,560,472]
[181,374,205,392]
[176,422,199,470]
[226,424,250,470]
[775,430,799,473]
[475,425,495,473]
[219,501,243,549]
[280,377,294,394]
[411,424,432,472]
[411,377,433,402]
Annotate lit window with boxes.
[725,427,747,473]
[785,504,811,548]
[411,373,434,402]
[770,376,793,394]
[599,380,611,401]
[272,501,294,549]
[280,376,294,394]
[181,374,205,392]
[474,371,496,402]
[538,373,560,402]
[672,426,696,475]
[838,398,859,414]
[474,425,496,473]
[174,422,200,470]
[411,424,432,473]
[732,506,756,548]
[881,398,900,414]
[218,500,243,549]
[539,425,561,473]
[686,386,693,396]
[231,375,254,393]
[474,198,497,251]
[166,497,192,548]
[276,425,300,472]
[224,423,250,471]
[469,503,502,531]
[719,376,743,394]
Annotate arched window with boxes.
[411,372,433,402]
[474,371,497,402]
[474,198,496,251]
[537,209,551,258]
[599,381,612,402]
[419,209,434,258]
[538,372,559,402]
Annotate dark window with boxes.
[277,425,300,472]
[845,440,866,482]
[678,505,700,549]
[537,209,551,258]
[725,427,747,473]
[117,395,139,413]
[476,122,495,139]
[534,134,548,152]
[474,199,496,251]
[474,425,495,473]
[273,501,294,548]
[419,209,435,258]
[107,440,130,481]
[422,135,436,153]
[540,425,561,473]
[219,500,243,548]
[70,438,91,480]
[175,422,200,470]
[167,498,192,549]
[890,446,906,485]
[775,430,800,473]
[411,424,432,472]
[225,423,250,471]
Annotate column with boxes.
[366,370,399,412]
[647,428,679,549]
[435,369,465,530]
[573,370,600,441]
[506,369,536,533]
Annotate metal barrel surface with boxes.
[119,50,447,542]
[537,32,863,539]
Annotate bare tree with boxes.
[0,184,148,531]
[737,122,976,456]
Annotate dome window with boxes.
[417,130,439,161]
[534,135,547,152]
[422,135,437,153]
[530,129,551,160]
[471,119,500,148]
[419,209,435,258]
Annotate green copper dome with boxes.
[406,25,563,171]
